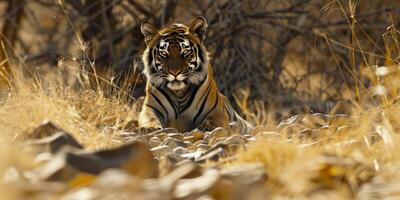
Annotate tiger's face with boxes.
[141,17,208,93]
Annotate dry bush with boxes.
[1,0,399,116]
[0,65,141,149]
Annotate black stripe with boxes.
[163,37,172,42]
[182,86,199,109]
[191,42,197,60]
[176,37,185,43]
[197,45,205,62]
[196,81,211,107]
[147,48,153,66]
[158,87,179,119]
[180,86,191,98]
[193,83,212,125]
[193,45,201,70]
[151,48,159,71]
[150,92,168,120]
[176,85,199,112]
[145,104,165,126]
[197,92,219,126]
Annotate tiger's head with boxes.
[140,17,209,93]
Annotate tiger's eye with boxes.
[159,51,168,57]
[182,49,192,56]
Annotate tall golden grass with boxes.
[229,2,400,198]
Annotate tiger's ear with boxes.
[189,16,208,42]
[141,22,159,45]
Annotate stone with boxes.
[66,142,158,178]
[159,153,186,174]
[197,144,210,152]
[181,151,204,161]
[183,140,193,146]
[61,188,97,200]
[219,163,268,199]
[157,133,169,142]
[196,144,227,162]
[3,167,21,183]
[94,169,134,188]
[115,131,139,141]
[161,163,202,185]
[220,163,266,184]
[277,114,303,129]
[151,145,173,156]
[210,127,230,138]
[173,147,187,155]
[22,131,83,154]
[183,135,197,143]
[228,121,242,134]
[193,140,205,147]
[247,136,257,142]
[31,152,76,181]
[161,138,187,149]
[173,169,220,199]
[186,129,204,141]
[227,144,241,152]
[223,134,246,145]
[22,121,64,140]
[204,128,229,144]
[167,133,184,140]
[209,137,227,146]
[148,137,161,148]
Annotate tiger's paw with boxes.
[136,126,162,134]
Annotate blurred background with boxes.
[0,0,399,119]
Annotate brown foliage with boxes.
[0,0,399,116]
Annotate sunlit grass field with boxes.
[0,1,400,199]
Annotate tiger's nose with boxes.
[168,68,182,76]
[167,58,184,76]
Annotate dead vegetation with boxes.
[1,0,399,114]
[0,0,400,199]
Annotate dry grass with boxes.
[0,66,141,149]
[233,102,400,198]
[0,1,400,199]
[1,56,400,199]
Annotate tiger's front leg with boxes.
[138,105,163,130]
[197,108,230,132]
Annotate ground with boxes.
[0,66,400,200]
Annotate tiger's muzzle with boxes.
[164,58,189,91]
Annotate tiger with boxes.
[138,16,253,134]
